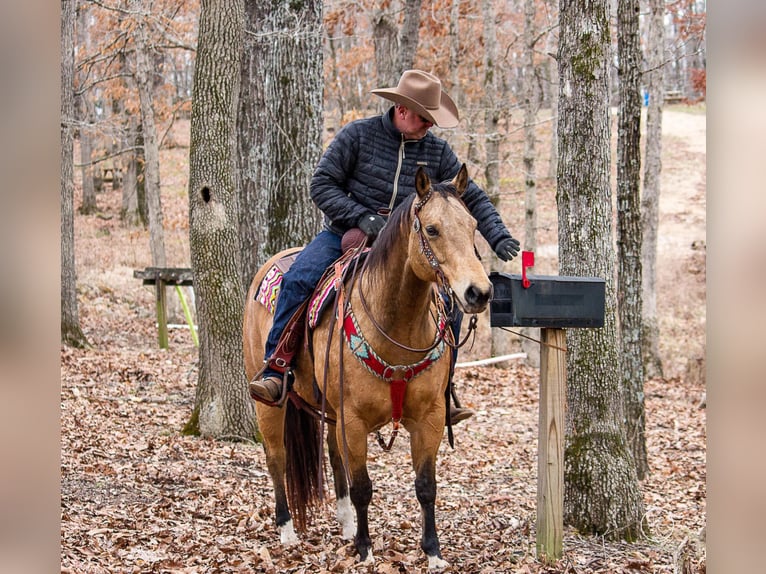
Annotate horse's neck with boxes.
[357,255,435,348]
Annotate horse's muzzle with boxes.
[462,283,492,313]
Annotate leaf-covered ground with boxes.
[61,108,706,572]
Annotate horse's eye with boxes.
[425,225,439,237]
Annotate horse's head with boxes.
[409,165,493,314]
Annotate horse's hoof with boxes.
[428,555,449,570]
[279,520,299,546]
[357,549,375,565]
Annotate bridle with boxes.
[356,187,479,353]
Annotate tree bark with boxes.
[557,0,645,540]
[521,0,541,367]
[75,3,97,215]
[641,0,665,379]
[120,113,144,227]
[130,0,166,267]
[62,0,88,348]
[617,0,648,480]
[186,0,255,439]
[546,0,559,180]
[238,0,324,285]
[396,0,422,74]
[482,0,511,359]
[373,9,399,91]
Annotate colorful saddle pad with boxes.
[255,249,364,329]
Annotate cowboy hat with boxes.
[371,69,460,128]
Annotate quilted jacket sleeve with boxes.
[437,145,513,251]
[310,122,370,231]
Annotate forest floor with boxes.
[61,104,706,573]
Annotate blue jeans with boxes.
[263,230,342,373]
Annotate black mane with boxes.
[364,180,459,274]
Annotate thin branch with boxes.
[74,145,143,168]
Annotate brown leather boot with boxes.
[449,405,475,425]
[249,375,283,403]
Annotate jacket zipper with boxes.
[388,137,406,213]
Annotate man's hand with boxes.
[494,237,521,261]
[358,213,386,240]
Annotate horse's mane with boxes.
[364,180,459,275]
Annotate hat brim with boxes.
[371,88,460,129]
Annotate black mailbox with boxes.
[489,272,605,328]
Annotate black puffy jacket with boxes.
[310,107,513,251]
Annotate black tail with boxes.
[284,398,324,531]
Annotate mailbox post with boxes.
[489,253,605,562]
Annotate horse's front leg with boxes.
[327,423,355,539]
[337,419,374,564]
[410,419,449,570]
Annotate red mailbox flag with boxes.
[522,251,534,288]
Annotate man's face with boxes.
[397,106,433,140]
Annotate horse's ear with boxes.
[453,164,469,197]
[415,166,431,199]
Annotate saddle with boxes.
[254,243,368,378]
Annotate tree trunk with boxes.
[76,3,97,215]
[373,9,399,92]
[641,0,665,379]
[185,0,255,439]
[521,0,541,367]
[62,0,88,348]
[120,114,144,227]
[617,0,648,480]
[448,0,463,108]
[557,0,645,540]
[130,0,166,267]
[546,0,559,180]
[483,0,512,360]
[396,0,422,74]
[238,0,324,285]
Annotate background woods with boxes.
[62,0,706,571]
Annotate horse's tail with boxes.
[284,397,324,532]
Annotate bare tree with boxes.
[62,0,88,348]
[545,0,559,179]
[617,0,648,480]
[373,9,399,92]
[184,0,255,439]
[558,0,645,539]
[641,0,665,379]
[75,2,98,215]
[396,0,422,73]
[238,0,324,284]
[372,0,422,90]
[129,0,166,267]
[520,0,542,367]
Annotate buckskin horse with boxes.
[243,165,493,569]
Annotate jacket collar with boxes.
[381,106,401,139]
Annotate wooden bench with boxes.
[664,90,684,104]
[134,267,194,348]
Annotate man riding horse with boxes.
[249,69,521,424]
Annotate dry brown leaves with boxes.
[61,324,705,573]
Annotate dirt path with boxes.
[656,107,707,376]
[658,109,707,254]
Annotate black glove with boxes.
[358,213,386,240]
[494,237,521,261]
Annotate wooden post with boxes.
[537,327,566,561]
[155,279,169,349]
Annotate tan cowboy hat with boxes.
[371,69,460,128]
